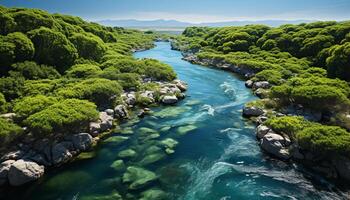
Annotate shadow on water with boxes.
[2,42,349,200]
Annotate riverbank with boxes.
[178,49,350,182]
[0,78,188,187]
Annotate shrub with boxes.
[0,118,24,146]
[291,85,349,111]
[100,72,141,90]
[65,64,102,78]
[10,61,60,80]
[296,125,350,155]
[69,32,107,61]
[0,76,25,101]
[25,99,98,136]
[56,78,122,106]
[13,95,57,120]
[265,116,311,137]
[0,93,6,113]
[28,27,78,72]
[5,32,35,62]
[253,69,283,85]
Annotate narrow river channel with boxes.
[4,42,348,200]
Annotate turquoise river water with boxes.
[3,42,349,200]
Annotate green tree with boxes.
[28,27,78,72]
[69,32,107,61]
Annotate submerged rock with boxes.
[140,153,166,166]
[8,159,44,186]
[140,189,167,200]
[80,192,122,200]
[177,125,197,135]
[103,136,128,144]
[122,166,157,190]
[118,149,137,159]
[160,138,178,149]
[110,160,125,172]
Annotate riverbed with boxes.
[3,42,348,200]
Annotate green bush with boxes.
[265,116,311,137]
[56,78,122,106]
[25,99,98,136]
[10,61,60,80]
[296,125,350,155]
[28,27,78,72]
[69,32,107,61]
[0,93,6,113]
[100,72,141,90]
[0,118,24,146]
[65,64,102,78]
[253,69,283,85]
[5,32,35,62]
[13,95,57,120]
[291,85,349,111]
[0,76,25,101]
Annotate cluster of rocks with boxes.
[183,54,256,78]
[0,132,94,186]
[243,105,350,181]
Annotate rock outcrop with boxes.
[8,159,44,186]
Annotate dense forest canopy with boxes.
[0,6,176,149]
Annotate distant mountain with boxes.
[97,19,192,27]
[97,19,314,28]
[200,20,314,27]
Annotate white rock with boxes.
[256,125,270,139]
[260,132,291,160]
[253,81,270,89]
[0,160,15,185]
[245,80,253,88]
[8,159,44,186]
[162,95,178,105]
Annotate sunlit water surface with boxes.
[3,42,349,200]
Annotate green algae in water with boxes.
[122,166,158,190]
[140,152,166,166]
[76,151,97,160]
[160,126,171,132]
[176,125,197,135]
[79,191,122,200]
[120,127,134,135]
[154,106,191,118]
[103,135,129,144]
[140,188,167,200]
[184,99,201,106]
[110,160,125,171]
[118,149,137,159]
[160,138,178,149]
[138,127,158,134]
[44,171,93,192]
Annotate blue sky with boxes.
[1,0,349,23]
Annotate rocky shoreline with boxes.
[0,79,188,187]
[180,51,350,182]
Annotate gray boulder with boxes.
[253,81,270,90]
[71,133,93,151]
[242,106,264,117]
[140,91,155,103]
[260,132,291,160]
[125,93,136,106]
[51,142,73,165]
[99,112,113,131]
[105,109,114,116]
[173,80,188,91]
[256,125,270,139]
[114,105,129,119]
[0,160,15,185]
[8,159,44,186]
[333,156,350,181]
[1,150,25,162]
[162,95,178,105]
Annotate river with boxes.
[3,42,348,200]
